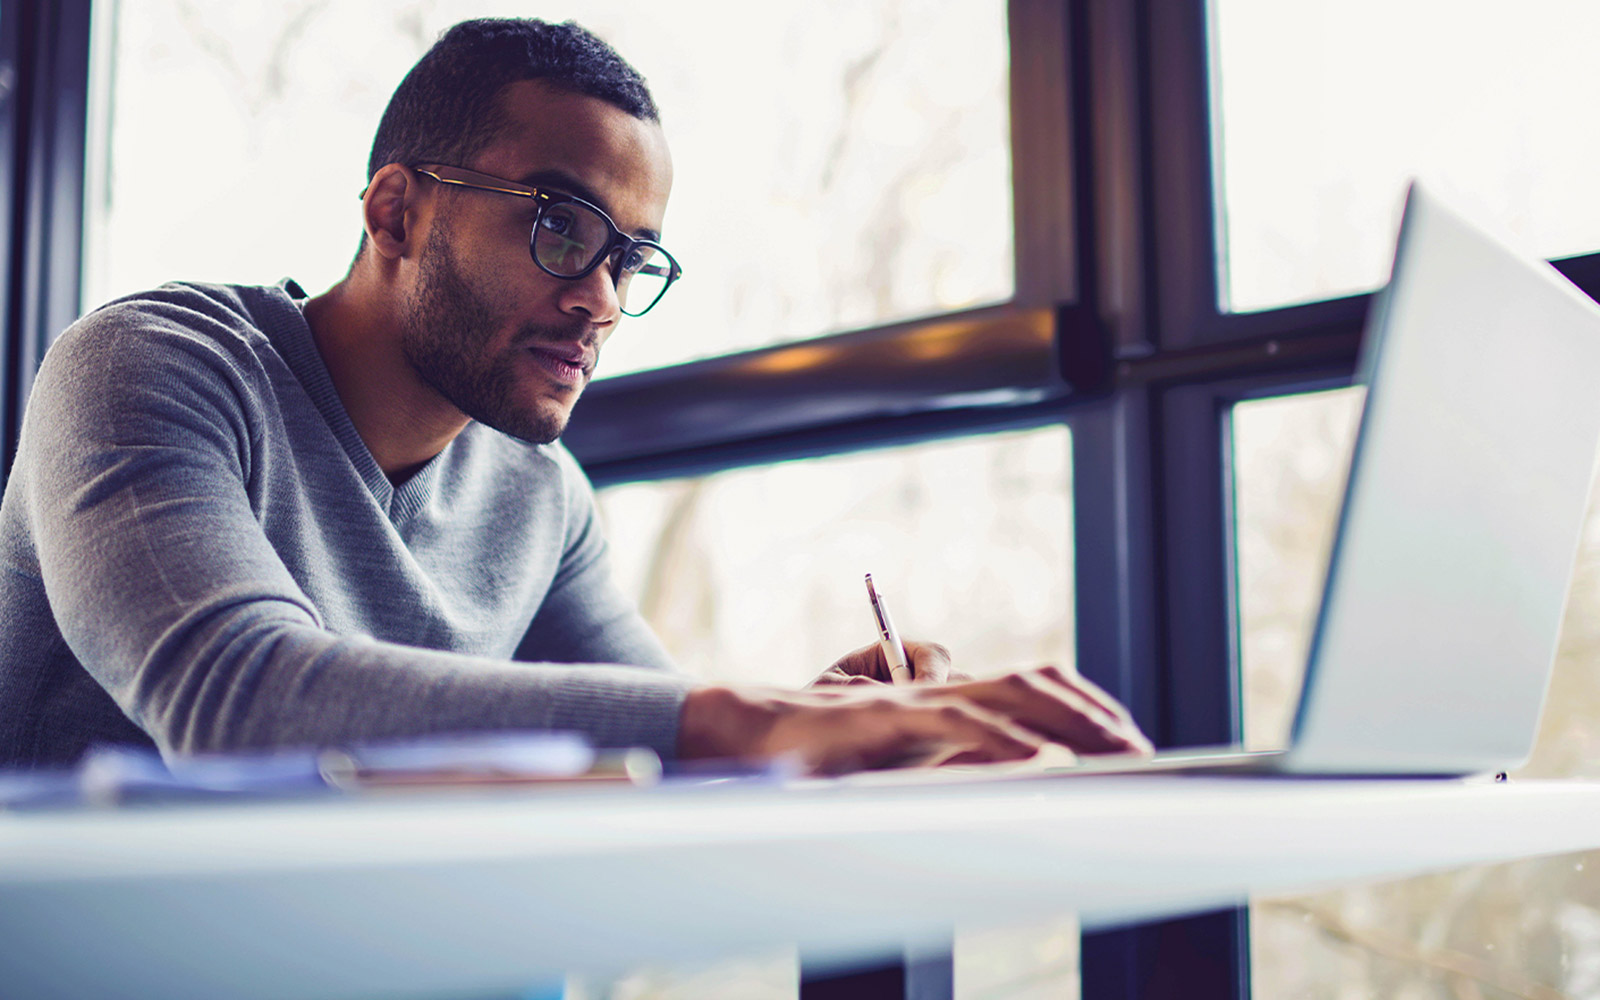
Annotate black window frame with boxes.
[9,2,1600,998]
[0,0,91,477]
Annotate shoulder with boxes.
[30,282,304,440]
[50,282,287,374]
[62,281,287,358]
[42,281,303,397]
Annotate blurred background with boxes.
[36,0,1600,996]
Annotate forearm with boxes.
[136,611,698,758]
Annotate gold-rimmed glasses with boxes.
[408,163,682,317]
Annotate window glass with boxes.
[591,423,1076,998]
[954,915,1078,1000]
[570,913,1081,1000]
[566,952,796,1000]
[85,0,1012,375]
[598,424,1074,687]
[1210,0,1600,313]
[1233,388,1600,997]
[1231,387,1363,750]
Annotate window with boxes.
[13,1,1589,996]
[570,909,1081,1000]
[1210,0,1600,313]
[67,3,1068,995]
[593,425,1076,998]
[84,0,1012,375]
[1230,386,1362,750]
[600,424,1074,688]
[1233,387,1600,998]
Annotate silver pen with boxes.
[865,573,912,684]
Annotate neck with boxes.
[302,273,469,484]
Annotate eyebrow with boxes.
[514,168,662,242]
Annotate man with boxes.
[0,18,1149,773]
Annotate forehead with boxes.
[471,79,673,234]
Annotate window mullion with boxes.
[2,0,91,477]
[1008,0,1077,308]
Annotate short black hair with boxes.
[365,18,658,181]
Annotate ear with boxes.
[361,164,427,260]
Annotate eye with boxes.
[539,208,576,237]
[619,245,655,274]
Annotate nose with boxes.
[555,259,623,326]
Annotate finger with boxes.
[1028,665,1154,753]
[1035,664,1140,726]
[810,668,851,687]
[905,641,953,684]
[870,698,1045,766]
[819,665,896,681]
[796,695,1046,775]
[958,672,1149,754]
[935,745,1042,767]
[853,642,897,683]
[813,643,895,686]
[931,743,1078,770]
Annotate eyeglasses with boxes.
[409,163,682,317]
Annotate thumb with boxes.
[907,641,953,683]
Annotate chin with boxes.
[485,402,572,445]
[456,362,584,445]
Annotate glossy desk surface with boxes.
[3,771,1598,1000]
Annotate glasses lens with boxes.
[532,201,611,276]
[530,196,678,316]
[617,244,676,317]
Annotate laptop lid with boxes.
[1283,183,1600,775]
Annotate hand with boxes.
[809,639,966,686]
[943,665,1152,757]
[678,664,1153,776]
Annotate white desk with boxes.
[3,773,1599,1000]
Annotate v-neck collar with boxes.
[260,279,448,524]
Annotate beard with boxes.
[400,218,592,445]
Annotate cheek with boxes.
[465,258,542,336]
[448,221,569,333]
[453,218,534,300]
[476,242,561,311]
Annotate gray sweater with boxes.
[0,280,696,769]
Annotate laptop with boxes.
[1051,182,1600,780]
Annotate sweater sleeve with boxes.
[19,304,697,759]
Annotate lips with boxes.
[526,344,593,386]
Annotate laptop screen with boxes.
[1288,183,1600,774]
